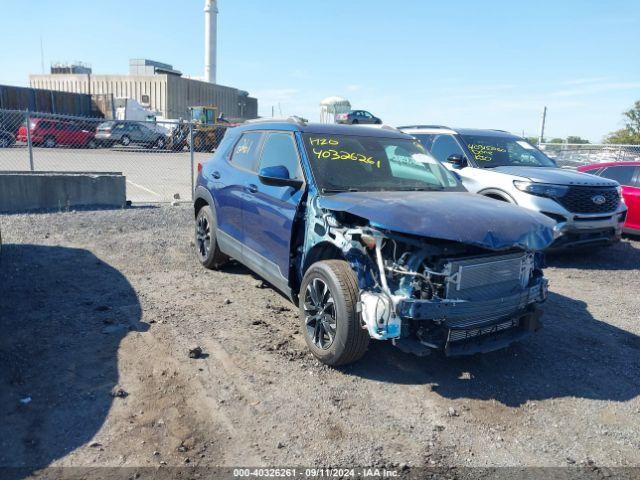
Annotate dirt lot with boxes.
[1,206,639,475]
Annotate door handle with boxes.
[211,171,221,179]
[247,184,258,194]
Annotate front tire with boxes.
[300,260,369,366]
[120,135,131,147]
[195,205,229,270]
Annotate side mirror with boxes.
[446,154,468,169]
[259,165,303,189]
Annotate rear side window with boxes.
[598,166,636,186]
[230,132,263,171]
[259,132,303,180]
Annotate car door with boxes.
[55,122,71,145]
[241,131,305,293]
[67,123,83,146]
[129,124,145,143]
[429,134,496,194]
[598,165,640,230]
[213,131,265,251]
[627,168,640,231]
[362,111,375,124]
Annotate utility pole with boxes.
[538,106,547,145]
[40,36,45,74]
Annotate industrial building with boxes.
[28,1,258,121]
[30,63,257,120]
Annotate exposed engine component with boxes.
[303,204,546,347]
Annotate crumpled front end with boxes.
[301,196,550,356]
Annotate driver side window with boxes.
[259,132,303,181]
[430,135,465,163]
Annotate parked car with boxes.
[399,126,627,249]
[193,119,556,366]
[95,121,167,149]
[335,110,382,125]
[578,162,640,235]
[0,129,16,148]
[17,118,97,149]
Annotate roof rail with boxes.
[243,116,308,126]
[359,124,401,132]
[396,124,452,130]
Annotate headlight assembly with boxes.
[513,181,569,198]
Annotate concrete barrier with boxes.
[0,171,126,212]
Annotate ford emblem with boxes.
[592,194,606,205]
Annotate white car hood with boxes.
[491,166,617,187]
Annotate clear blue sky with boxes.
[1,0,639,141]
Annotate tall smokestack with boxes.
[204,0,218,83]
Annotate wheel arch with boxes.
[292,241,347,297]
[478,188,517,203]
[194,185,216,219]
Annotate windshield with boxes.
[302,134,461,192]
[460,135,556,168]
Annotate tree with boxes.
[548,137,565,144]
[525,137,539,145]
[566,136,590,144]
[605,100,640,144]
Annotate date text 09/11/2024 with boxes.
[232,468,400,478]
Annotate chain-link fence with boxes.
[0,108,234,203]
[539,143,640,169]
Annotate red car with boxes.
[578,161,640,235]
[17,118,97,149]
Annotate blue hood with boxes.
[318,191,556,251]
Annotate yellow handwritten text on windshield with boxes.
[312,148,381,168]
[309,137,340,146]
[309,138,381,168]
[468,144,506,162]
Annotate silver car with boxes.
[95,121,167,149]
[400,126,627,249]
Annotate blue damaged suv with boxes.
[193,119,557,366]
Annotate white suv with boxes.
[399,126,627,249]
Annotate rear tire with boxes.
[86,139,97,149]
[195,204,229,270]
[44,136,56,148]
[155,136,166,149]
[120,135,131,147]
[351,119,359,124]
[300,260,369,366]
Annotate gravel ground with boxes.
[1,206,639,475]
